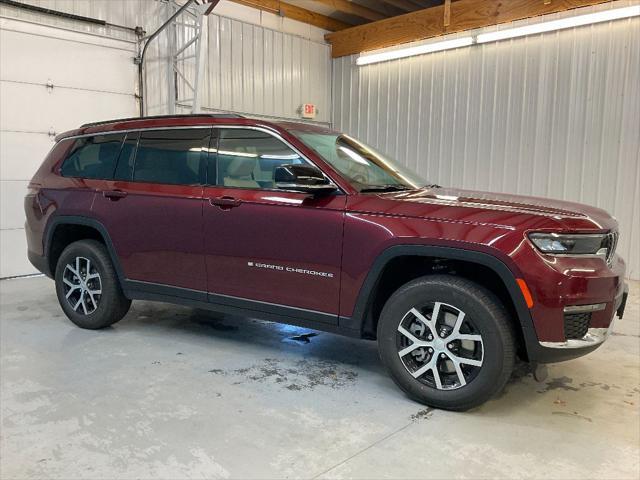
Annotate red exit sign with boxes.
[301,103,317,119]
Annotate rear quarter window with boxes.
[60,134,125,179]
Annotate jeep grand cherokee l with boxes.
[25,114,628,410]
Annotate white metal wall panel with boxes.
[2,1,333,121]
[332,12,640,279]
[153,14,332,122]
[0,18,138,278]
[6,0,330,43]
[0,0,147,41]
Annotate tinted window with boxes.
[113,132,138,181]
[133,129,210,185]
[60,134,124,179]
[213,129,304,189]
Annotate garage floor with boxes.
[1,276,638,479]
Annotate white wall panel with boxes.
[164,14,331,122]
[1,26,136,92]
[0,132,53,180]
[0,0,146,41]
[332,7,640,279]
[0,181,28,230]
[1,1,333,122]
[1,81,137,134]
[138,3,332,122]
[0,230,32,278]
[5,0,329,43]
[0,18,137,278]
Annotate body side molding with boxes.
[124,279,354,335]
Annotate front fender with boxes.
[339,244,540,361]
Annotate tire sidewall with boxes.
[377,277,511,409]
[55,241,121,329]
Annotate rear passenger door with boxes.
[91,127,211,294]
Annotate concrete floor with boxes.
[1,276,638,479]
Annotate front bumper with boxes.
[513,245,627,363]
[539,285,627,349]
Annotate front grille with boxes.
[564,312,591,340]
[602,231,619,267]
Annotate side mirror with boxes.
[274,164,337,195]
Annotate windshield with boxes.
[291,131,431,192]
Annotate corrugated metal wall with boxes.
[200,15,331,122]
[4,0,149,40]
[144,9,332,122]
[332,6,640,279]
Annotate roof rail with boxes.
[81,113,244,128]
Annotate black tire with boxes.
[377,275,515,411]
[55,239,131,329]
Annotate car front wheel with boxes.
[377,275,515,411]
[55,239,131,329]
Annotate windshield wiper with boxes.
[359,184,414,193]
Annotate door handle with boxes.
[103,190,127,201]
[209,196,242,209]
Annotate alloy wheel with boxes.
[396,302,484,390]
[62,256,102,315]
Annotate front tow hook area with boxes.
[532,363,549,382]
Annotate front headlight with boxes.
[528,233,608,255]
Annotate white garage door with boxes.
[0,18,138,278]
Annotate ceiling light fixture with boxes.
[356,37,473,66]
[356,5,639,66]
[476,5,640,43]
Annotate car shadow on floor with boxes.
[75,299,386,376]
[56,298,581,414]
[154,302,554,392]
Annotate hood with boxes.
[357,187,617,232]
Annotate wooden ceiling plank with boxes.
[326,5,444,56]
[229,0,353,31]
[314,0,387,22]
[378,0,421,12]
[325,0,612,57]
[446,0,610,32]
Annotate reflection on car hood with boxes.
[371,186,617,230]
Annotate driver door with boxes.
[202,127,345,323]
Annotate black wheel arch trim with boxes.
[339,244,542,361]
[44,215,126,284]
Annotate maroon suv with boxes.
[25,114,628,410]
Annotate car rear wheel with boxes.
[377,275,515,411]
[55,239,131,329]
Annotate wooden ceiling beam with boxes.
[314,0,387,22]
[229,0,353,31]
[326,0,612,57]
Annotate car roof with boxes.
[55,114,337,141]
